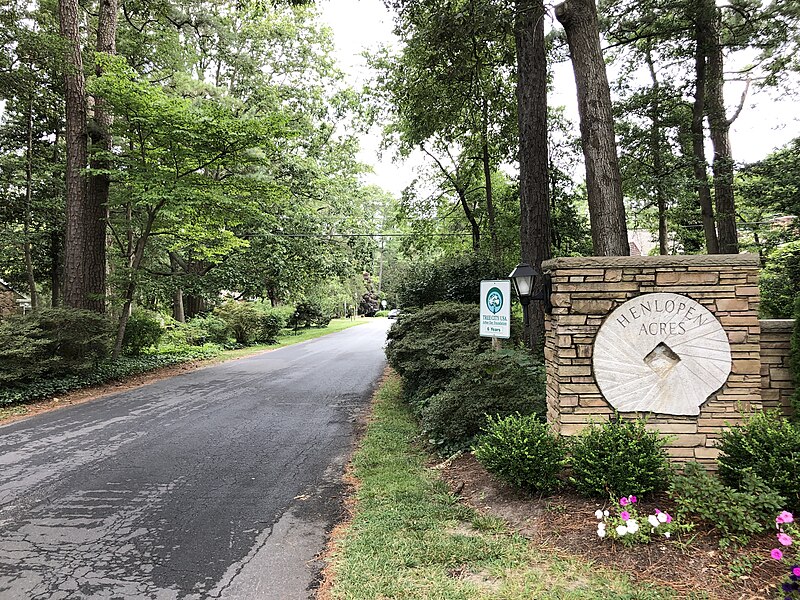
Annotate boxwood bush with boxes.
[290,300,331,329]
[214,301,288,345]
[0,308,112,386]
[421,349,545,451]
[182,314,231,346]
[385,302,543,452]
[385,302,491,411]
[568,418,671,499]
[473,413,565,494]
[122,309,164,355]
[717,411,800,511]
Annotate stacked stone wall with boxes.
[760,319,796,417]
[0,289,18,317]
[542,254,761,467]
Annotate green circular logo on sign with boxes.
[486,287,503,314]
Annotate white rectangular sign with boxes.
[480,280,511,339]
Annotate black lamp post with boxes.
[508,262,537,325]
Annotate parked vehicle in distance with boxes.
[387,309,401,319]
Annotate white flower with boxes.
[615,524,628,536]
[626,520,640,534]
[657,512,668,523]
[598,522,606,530]
[595,509,604,520]
[648,515,660,528]
[603,510,610,517]
[597,527,606,538]
[664,532,671,539]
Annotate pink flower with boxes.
[629,495,638,504]
[665,512,672,524]
[771,548,784,560]
[620,497,629,506]
[793,566,800,577]
[777,511,795,525]
[620,511,630,521]
[778,533,793,546]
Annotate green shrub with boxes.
[214,302,260,344]
[669,462,785,547]
[473,413,565,493]
[791,296,800,418]
[374,310,390,317]
[252,308,285,343]
[385,302,491,410]
[395,253,504,308]
[0,308,112,385]
[122,309,164,355]
[182,314,231,346]
[270,304,296,326]
[717,411,800,511]
[760,241,800,318]
[421,349,546,451]
[568,418,671,499]
[0,346,220,406]
[290,300,331,328]
[214,301,289,345]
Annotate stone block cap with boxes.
[541,253,760,271]
[760,319,796,332]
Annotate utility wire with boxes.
[260,232,472,238]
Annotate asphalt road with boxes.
[0,319,390,600]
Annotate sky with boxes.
[318,0,799,199]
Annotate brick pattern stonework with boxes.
[542,254,762,467]
[760,319,796,417]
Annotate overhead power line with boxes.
[263,232,472,238]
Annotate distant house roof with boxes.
[628,229,658,257]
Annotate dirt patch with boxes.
[439,453,785,600]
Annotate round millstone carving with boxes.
[592,292,732,416]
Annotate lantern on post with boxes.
[508,262,551,325]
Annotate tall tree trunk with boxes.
[481,99,499,262]
[705,5,739,254]
[645,49,668,256]
[173,289,185,322]
[50,230,62,307]
[51,127,62,307]
[24,98,39,309]
[691,0,719,254]
[515,0,551,348]
[555,0,629,256]
[87,0,119,305]
[59,0,96,310]
[170,253,185,322]
[112,206,159,360]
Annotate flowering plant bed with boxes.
[439,452,788,599]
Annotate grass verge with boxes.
[217,317,371,360]
[322,372,679,600]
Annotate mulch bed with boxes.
[438,453,787,600]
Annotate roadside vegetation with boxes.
[377,266,800,596]
[0,302,370,411]
[323,373,675,599]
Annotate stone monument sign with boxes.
[542,254,762,466]
[593,293,731,416]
